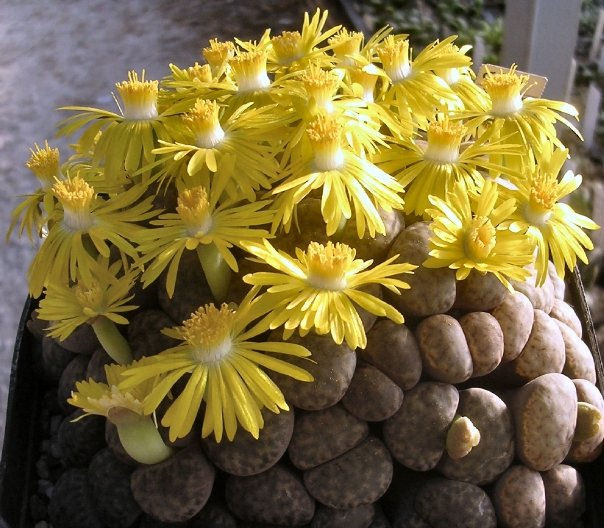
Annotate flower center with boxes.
[272,31,303,64]
[329,29,363,66]
[465,216,497,260]
[75,279,104,313]
[349,68,378,103]
[229,50,271,93]
[181,304,235,363]
[187,63,213,82]
[26,141,60,185]
[99,386,145,418]
[377,36,411,83]
[305,241,354,290]
[438,67,461,86]
[177,186,214,237]
[307,114,344,171]
[183,99,225,148]
[424,120,465,163]
[300,65,339,112]
[202,39,236,70]
[525,175,556,225]
[53,177,95,231]
[115,70,158,120]
[483,66,527,116]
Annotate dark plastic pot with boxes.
[1,271,604,527]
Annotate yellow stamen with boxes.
[424,120,466,163]
[53,177,95,231]
[181,304,235,363]
[115,70,158,120]
[307,114,344,171]
[26,141,60,184]
[329,29,363,65]
[176,186,213,236]
[305,241,355,291]
[377,36,410,83]
[465,216,497,260]
[483,65,528,116]
[300,64,339,111]
[202,39,236,69]
[525,173,557,225]
[272,31,303,64]
[96,385,145,417]
[350,68,378,103]
[75,279,104,313]
[182,99,225,148]
[187,62,213,83]
[229,50,271,93]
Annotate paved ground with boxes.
[0,0,345,441]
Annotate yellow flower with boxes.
[504,146,599,284]
[268,9,340,71]
[424,178,534,288]
[457,65,581,153]
[119,289,313,442]
[376,119,520,217]
[272,113,404,237]
[151,98,283,202]
[329,28,364,67]
[7,142,61,241]
[27,177,156,298]
[242,240,416,349]
[272,64,391,165]
[58,70,171,177]
[376,35,467,120]
[137,184,274,298]
[69,363,154,421]
[37,259,138,341]
[229,49,272,94]
[202,39,236,77]
[435,44,489,112]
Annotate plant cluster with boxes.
[8,9,598,464]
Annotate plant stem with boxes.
[197,244,231,302]
[91,316,133,365]
[116,415,173,465]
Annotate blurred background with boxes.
[0,0,603,441]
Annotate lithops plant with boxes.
[542,464,586,528]
[511,265,555,314]
[226,464,315,526]
[416,315,472,384]
[360,319,422,391]
[491,292,534,362]
[413,478,497,528]
[438,388,514,484]
[303,436,393,509]
[505,309,566,382]
[454,270,508,312]
[288,404,369,471]
[556,319,596,383]
[492,465,546,528]
[201,408,294,476]
[130,446,215,523]
[567,378,604,463]
[550,298,582,337]
[341,361,404,421]
[511,373,578,471]
[9,6,603,528]
[384,222,457,317]
[268,331,356,411]
[383,382,459,471]
[459,312,504,377]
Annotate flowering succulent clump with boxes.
[8,10,599,500]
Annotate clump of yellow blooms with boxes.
[8,9,598,459]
